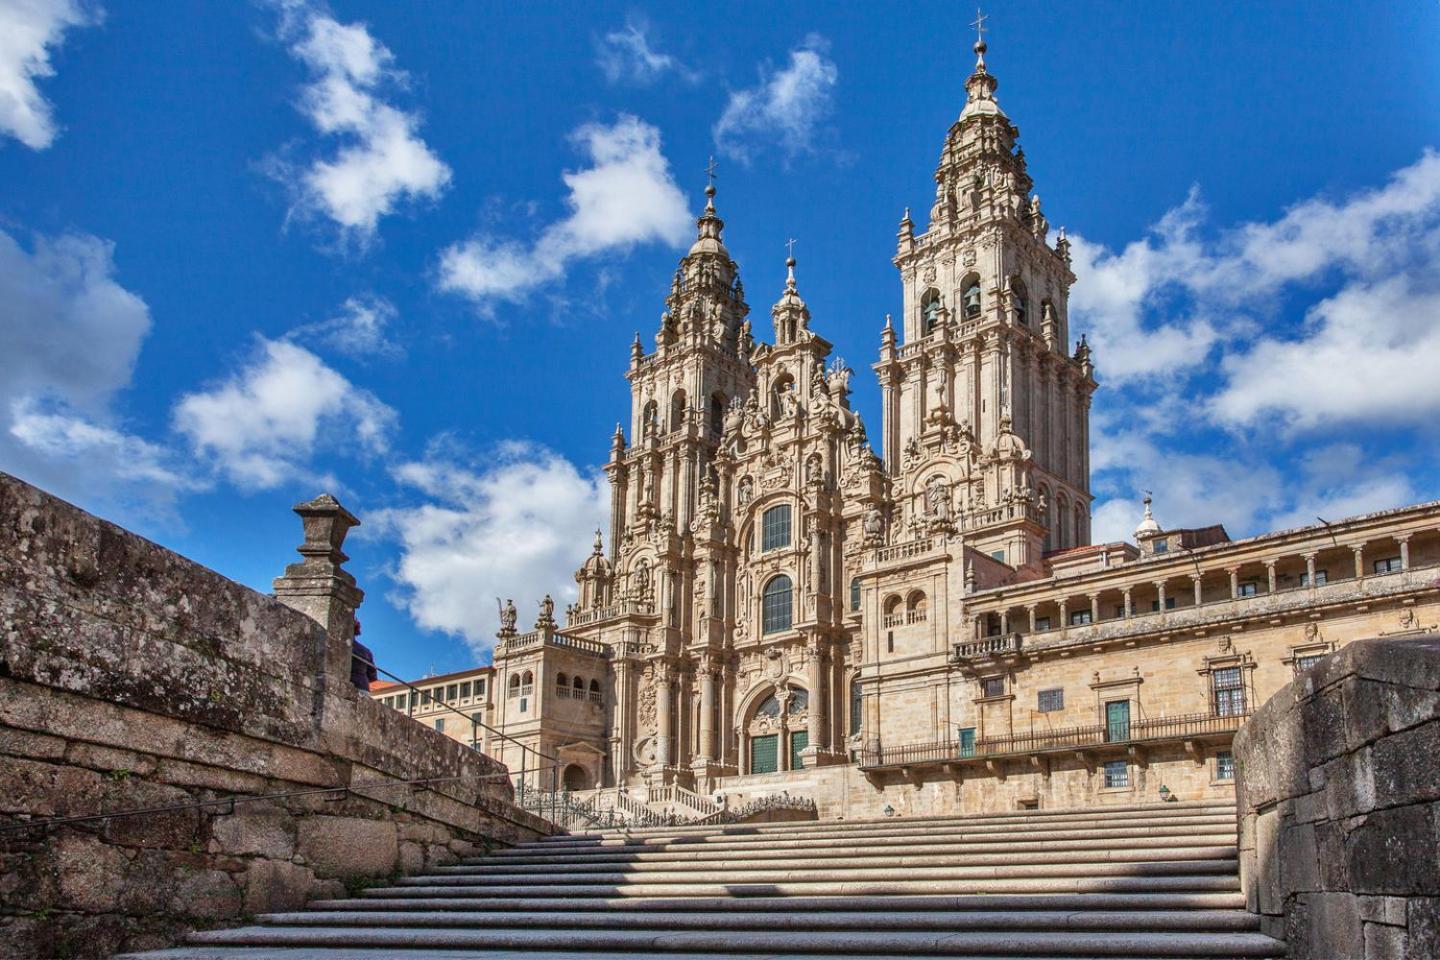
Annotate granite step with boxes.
[177,925,1284,956]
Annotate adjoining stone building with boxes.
[480,37,1440,819]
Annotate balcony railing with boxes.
[875,537,935,564]
[953,634,1023,661]
[859,710,1249,770]
[566,599,655,628]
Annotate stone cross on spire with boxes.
[971,7,988,44]
[705,155,718,189]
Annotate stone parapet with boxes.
[0,472,549,960]
[1233,634,1440,958]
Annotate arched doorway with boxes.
[562,763,591,791]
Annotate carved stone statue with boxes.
[926,475,952,522]
[633,560,651,598]
[499,598,518,634]
[863,505,885,544]
[536,594,556,629]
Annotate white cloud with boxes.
[713,35,837,164]
[438,114,690,306]
[173,337,397,490]
[290,293,401,359]
[0,0,97,149]
[1070,150,1440,426]
[0,225,194,517]
[371,443,610,657]
[274,3,451,240]
[595,20,694,85]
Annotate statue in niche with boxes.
[805,452,823,485]
[926,475,952,522]
[633,560,651,599]
[863,505,886,543]
[737,476,754,506]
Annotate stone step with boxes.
[436,845,1239,876]
[473,833,1240,867]
[312,891,1251,914]
[399,857,1240,888]
[181,924,1284,957]
[123,950,1272,960]
[519,812,1240,849]
[596,801,1237,838]
[362,873,1242,899]
[457,840,1238,869]
[255,907,1264,933]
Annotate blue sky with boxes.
[3,1,1438,680]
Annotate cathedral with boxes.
[476,37,1440,818]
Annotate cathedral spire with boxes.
[961,8,1003,120]
[771,242,810,346]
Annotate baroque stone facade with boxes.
[484,39,1440,818]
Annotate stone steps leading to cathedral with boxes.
[126,800,1282,959]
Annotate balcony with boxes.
[859,710,1248,773]
[566,599,656,628]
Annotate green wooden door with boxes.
[1105,700,1131,742]
[789,730,809,770]
[958,727,976,757]
[751,734,779,774]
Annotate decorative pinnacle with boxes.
[971,7,988,64]
[785,238,798,288]
[704,155,718,210]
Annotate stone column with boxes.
[1265,560,1278,594]
[1000,610,1010,634]
[1352,545,1365,580]
[1089,593,1100,623]
[273,494,364,713]
[1398,534,1412,570]
[1058,599,1069,633]
[1155,581,1167,613]
[1228,568,1240,599]
[1192,575,1204,607]
[1122,588,1133,618]
[698,664,717,763]
[1027,605,1037,631]
[806,636,829,756]
[655,669,673,767]
[1304,553,1317,587]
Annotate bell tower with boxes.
[875,24,1096,562]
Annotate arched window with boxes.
[850,576,861,612]
[884,594,902,617]
[1011,276,1029,325]
[642,400,659,436]
[710,392,726,435]
[907,591,928,614]
[961,275,982,320]
[1056,492,1071,550]
[850,678,863,736]
[508,675,520,699]
[588,678,601,702]
[762,575,793,634]
[1040,484,1054,551]
[1074,503,1087,547]
[669,390,687,432]
[555,673,568,692]
[520,671,534,694]
[788,686,809,713]
[756,692,781,717]
[920,288,942,335]
[762,504,792,552]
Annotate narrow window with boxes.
[958,727,976,757]
[1213,666,1246,717]
[921,288,942,335]
[962,277,982,319]
[589,679,602,703]
[762,505,792,552]
[850,577,861,612]
[1215,750,1235,781]
[1103,759,1129,788]
[434,718,445,733]
[762,575,794,634]
[849,679,862,736]
[1037,688,1064,712]
[446,684,458,702]
[459,681,472,701]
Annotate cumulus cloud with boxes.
[713,35,837,164]
[0,0,97,149]
[438,114,690,306]
[370,443,610,657]
[273,2,451,240]
[595,20,695,85]
[289,293,401,359]
[173,337,397,490]
[0,225,196,517]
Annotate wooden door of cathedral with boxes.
[751,734,778,774]
[789,731,808,771]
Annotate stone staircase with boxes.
[129,799,1283,959]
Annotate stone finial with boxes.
[273,492,365,701]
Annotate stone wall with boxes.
[1234,635,1440,958]
[0,472,550,959]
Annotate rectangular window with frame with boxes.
[1037,688,1064,712]
[445,684,458,703]
[1150,597,1177,612]
[1294,654,1324,673]
[1213,666,1246,716]
[1216,750,1235,781]
[434,718,445,733]
[980,676,1005,699]
[990,550,1006,563]
[761,505,792,552]
[1034,616,1052,631]
[1238,582,1258,597]
[476,679,487,697]
[459,681,472,701]
[1103,759,1129,788]
[1069,610,1093,626]
[1300,570,1328,587]
[1153,540,1169,554]
[1373,556,1402,574]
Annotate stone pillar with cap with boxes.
[273,493,365,704]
